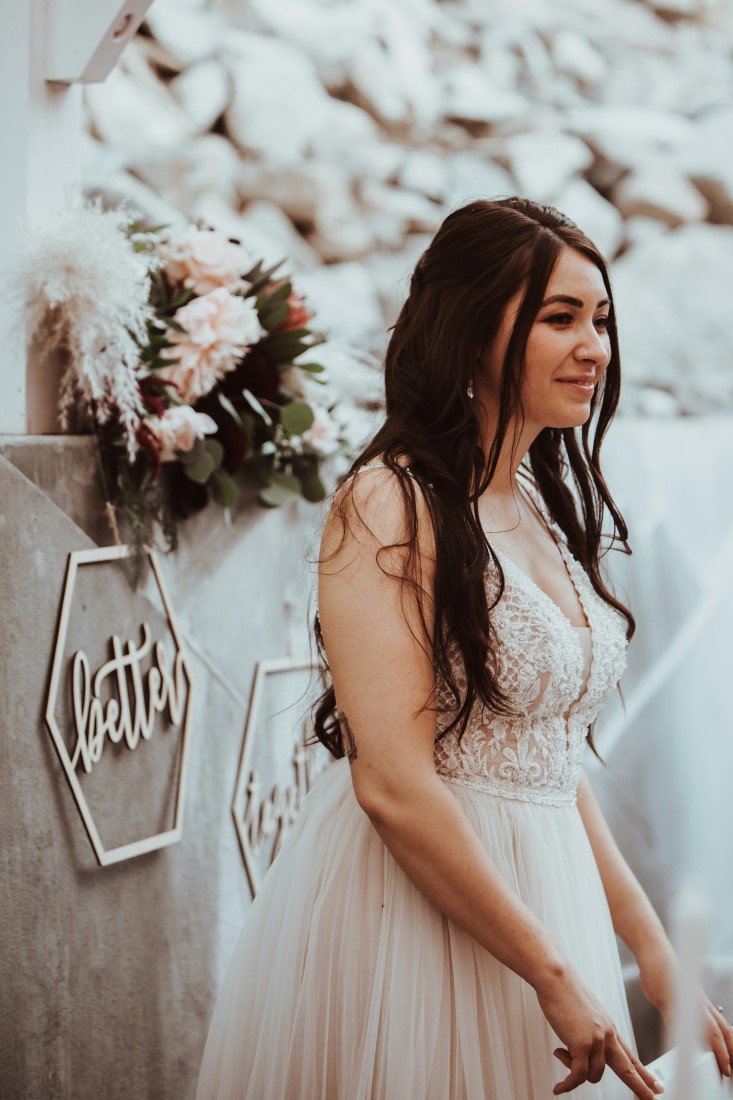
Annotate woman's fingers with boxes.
[586,1038,607,1084]
[607,1036,664,1098]
[710,1005,733,1073]
[552,1048,589,1095]
[553,1038,662,1097]
[706,1010,733,1078]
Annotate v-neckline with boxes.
[491,540,591,633]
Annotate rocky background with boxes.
[82,0,733,422]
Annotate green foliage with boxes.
[280,401,315,436]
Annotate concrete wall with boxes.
[0,436,323,1100]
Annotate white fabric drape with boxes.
[589,416,733,1020]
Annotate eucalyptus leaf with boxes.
[297,468,327,502]
[211,468,238,508]
[295,361,325,374]
[259,472,302,507]
[280,402,315,436]
[184,449,216,484]
[203,438,224,467]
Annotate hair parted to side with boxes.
[310,196,634,762]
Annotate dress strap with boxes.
[345,461,414,478]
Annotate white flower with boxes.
[15,194,154,457]
[160,227,254,295]
[147,406,218,462]
[302,404,340,455]
[160,288,264,403]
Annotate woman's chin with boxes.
[544,406,593,430]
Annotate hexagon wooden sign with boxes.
[45,545,194,866]
[232,657,329,898]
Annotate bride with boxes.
[195,197,733,1098]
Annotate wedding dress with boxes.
[195,463,637,1099]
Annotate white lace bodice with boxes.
[321,464,629,808]
[434,537,628,807]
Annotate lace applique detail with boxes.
[433,539,628,807]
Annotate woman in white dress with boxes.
[196,197,733,1098]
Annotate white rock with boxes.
[350,10,439,127]
[169,60,231,135]
[296,262,385,348]
[144,0,228,65]
[647,0,706,15]
[676,107,733,223]
[84,53,193,157]
[133,134,243,212]
[359,181,443,234]
[444,153,515,209]
[612,224,733,412]
[310,134,404,184]
[441,63,530,125]
[552,178,624,259]
[613,165,708,227]
[362,235,433,329]
[397,150,448,202]
[504,130,593,204]
[564,106,693,172]
[225,31,376,167]
[236,161,338,225]
[551,30,608,86]
[621,216,671,252]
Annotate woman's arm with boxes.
[318,469,662,1098]
[577,770,733,1077]
[576,770,672,962]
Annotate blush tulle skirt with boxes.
[195,759,637,1099]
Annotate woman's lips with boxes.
[556,379,595,396]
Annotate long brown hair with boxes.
[311,196,634,760]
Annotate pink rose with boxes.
[161,227,254,295]
[161,288,264,404]
[303,405,340,455]
[147,406,218,462]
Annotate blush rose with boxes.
[147,406,218,462]
[161,288,264,404]
[161,227,254,295]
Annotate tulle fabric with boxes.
[195,758,637,1100]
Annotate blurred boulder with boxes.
[169,60,231,135]
[505,129,593,204]
[296,262,385,347]
[613,165,708,227]
[613,223,733,413]
[553,177,625,258]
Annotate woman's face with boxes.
[480,246,613,430]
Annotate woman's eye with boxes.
[595,316,611,330]
[544,313,611,329]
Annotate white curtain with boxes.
[588,415,733,1046]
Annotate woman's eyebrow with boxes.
[540,294,611,309]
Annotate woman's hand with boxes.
[638,943,733,1080]
[535,968,664,1097]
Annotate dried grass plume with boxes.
[13,194,158,455]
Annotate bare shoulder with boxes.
[321,458,436,568]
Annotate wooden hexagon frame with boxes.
[232,656,320,898]
[45,545,194,866]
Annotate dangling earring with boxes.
[467,380,474,400]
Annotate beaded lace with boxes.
[319,464,629,808]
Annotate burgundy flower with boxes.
[220,346,280,404]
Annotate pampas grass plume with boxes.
[14,194,158,457]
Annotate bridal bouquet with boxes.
[20,198,350,553]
